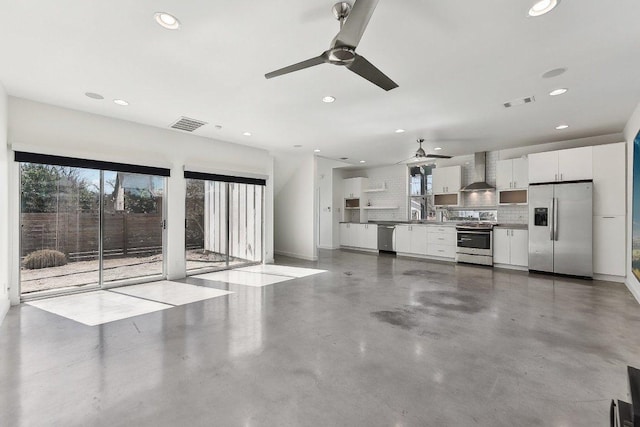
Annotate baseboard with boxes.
[493,263,528,272]
[318,245,340,250]
[625,276,640,305]
[593,273,626,283]
[0,296,9,326]
[274,250,318,261]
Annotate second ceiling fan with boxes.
[265,0,398,91]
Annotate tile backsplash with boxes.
[497,205,528,224]
[345,151,529,224]
[363,165,408,221]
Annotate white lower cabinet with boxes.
[426,226,456,258]
[493,228,528,267]
[395,225,411,253]
[409,226,428,255]
[360,224,378,250]
[339,223,352,247]
[593,216,625,276]
[340,223,378,250]
[395,225,427,255]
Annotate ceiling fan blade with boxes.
[426,154,453,159]
[265,54,327,79]
[334,0,380,48]
[395,156,419,165]
[346,54,398,91]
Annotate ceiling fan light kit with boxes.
[265,0,398,91]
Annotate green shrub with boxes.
[22,249,68,269]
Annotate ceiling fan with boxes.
[265,1,398,91]
[396,139,452,164]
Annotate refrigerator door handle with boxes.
[549,199,554,241]
[553,198,559,241]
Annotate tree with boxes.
[20,163,98,213]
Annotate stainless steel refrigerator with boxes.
[528,181,593,277]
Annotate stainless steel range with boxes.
[455,223,494,266]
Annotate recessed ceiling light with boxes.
[243,132,252,136]
[359,160,366,163]
[542,67,567,79]
[85,92,104,100]
[434,147,442,151]
[154,12,180,30]
[555,124,569,130]
[322,96,335,103]
[113,99,129,106]
[528,0,559,17]
[549,88,568,96]
[395,129,405,133]
[314,149,321,153]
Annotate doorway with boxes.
[17,154,168,299]
[185,176,264,275]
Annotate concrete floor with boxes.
[1,249,640,426]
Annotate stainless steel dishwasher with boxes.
[377,225,395,252]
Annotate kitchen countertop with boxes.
[494,223,528,229]
[340,221,458,227]
[339,221,528,229]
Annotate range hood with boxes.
[461,152,495,192]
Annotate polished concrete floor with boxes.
[1,249,640,426]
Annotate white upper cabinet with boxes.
[558,146,592,182]
[512,158,529,189]
[528,151,559,183]
[497,158,529,190]
[592,142,626,216]
[528,147,593,184]
[433,165,462,194]
[343,177,369,199]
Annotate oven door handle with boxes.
[457,230,492,235]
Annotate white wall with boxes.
[273,152,317,260]
[317,157,350,249]
[624,102,640,304]
[0,84,9,323]
[7,97,274,304]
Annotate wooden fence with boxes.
[20,212,192,261]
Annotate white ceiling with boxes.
[1,0,640,166]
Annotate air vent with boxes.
[340,157,349,160]
[170,117,208,132]
[503,96,535,108]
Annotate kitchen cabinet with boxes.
[493,228,528,267]
[593,142,626,216]
[339,223,353,247]
[395,224,428,255]
[528,147,593,184]
[593,216,625,277]
[395,225,411,253]
[343,177,369,199]
[432,166,462,194]
[496,158,528,190]
[426,226,456,258]
[340,223,377,250]
[359,224,378,250]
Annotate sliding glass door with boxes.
[19,164,101,295]
[18,155,168,299]
[102,171,165,285]
[185,176,264,275]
